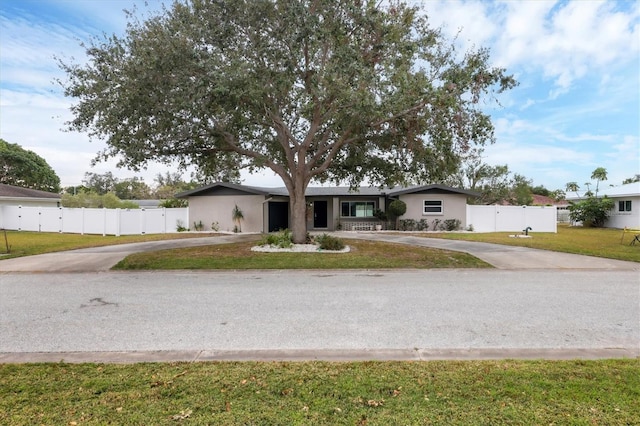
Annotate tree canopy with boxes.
[566,167,614,227]
[59,0,516,241]
[0,139,61,193]
[444,148,533,205]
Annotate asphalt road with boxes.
[1,269,638,362]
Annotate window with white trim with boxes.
[618,200,632,212]
[423,200,443,215]
[341,201,375,217]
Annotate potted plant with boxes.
[373,209,387,231]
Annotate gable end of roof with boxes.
[175,182,271,198]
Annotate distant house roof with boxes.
[0,183,61,200]
[131,199,162,208]
[176,182,478,198]
[565,181,640,200]
[531,194,569,207]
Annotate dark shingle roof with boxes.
[0,183,61,199]
[177,182,477,198]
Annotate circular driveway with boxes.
[0,232,638,272]
[0,233,638,362]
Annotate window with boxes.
[618,200,632,212]
[423,200,443,215]
[341,201,375,217]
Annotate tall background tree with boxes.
[566,167,615,227]
[0,139,61,193]
[59,0,516,242]
[444,147,533,205]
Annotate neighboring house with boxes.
[0,184,61,230]
[566,181,640,229]
[0,183,61,208]
[531,194,568,208]
[176,182,478,233]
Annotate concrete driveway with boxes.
[0,234,260,272]
[0,232,637,272]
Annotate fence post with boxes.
[115,208,121,237]
[103,208,107,237]
[18,205,22,231]
[140,208,146,235]
[59,207,63,233]
[163,207,167,234]
[80,207,85,235]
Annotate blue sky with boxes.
[1,0,638,191]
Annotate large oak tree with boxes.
[0,139,61,193]
[59,0,516,242]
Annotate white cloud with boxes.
[423,0,640,90]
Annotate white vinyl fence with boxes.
[0,206,188,236]
[466,205,557,233]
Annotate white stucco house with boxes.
[0,184,61,208]
[566,181,640,229]
[0,184,61,230]
[176,182,478,233]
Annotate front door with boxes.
[313,201,328,228]
[268,201,289,232]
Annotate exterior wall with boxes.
[306,196,335,231]
[0,198,60,208]
[334,195,384,231]
[188,194,265,232]
[398,193,468,228]
[606,196,640,229]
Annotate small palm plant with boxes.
[232,204,244,232]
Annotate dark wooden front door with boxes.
[314,201,328,228]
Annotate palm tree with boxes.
[232,204,244,232]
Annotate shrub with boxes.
[399,219,416,231]
[176,219,188,232]
[259,229,293,248]
[443,219,461,231]
[316,233,345,251]
[373,209,388,221]
[388,200,407,217]
[159,198,188,208]
[568,196,614,227]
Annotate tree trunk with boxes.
[289,183,308,244]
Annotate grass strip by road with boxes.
[112,239,491,269]
[424,224,640,263]
[1,360,638,425]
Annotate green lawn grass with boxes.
[3,224,637,264]
[113,239,491,270]
[423,224,640,263]
[1,360,638,425]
